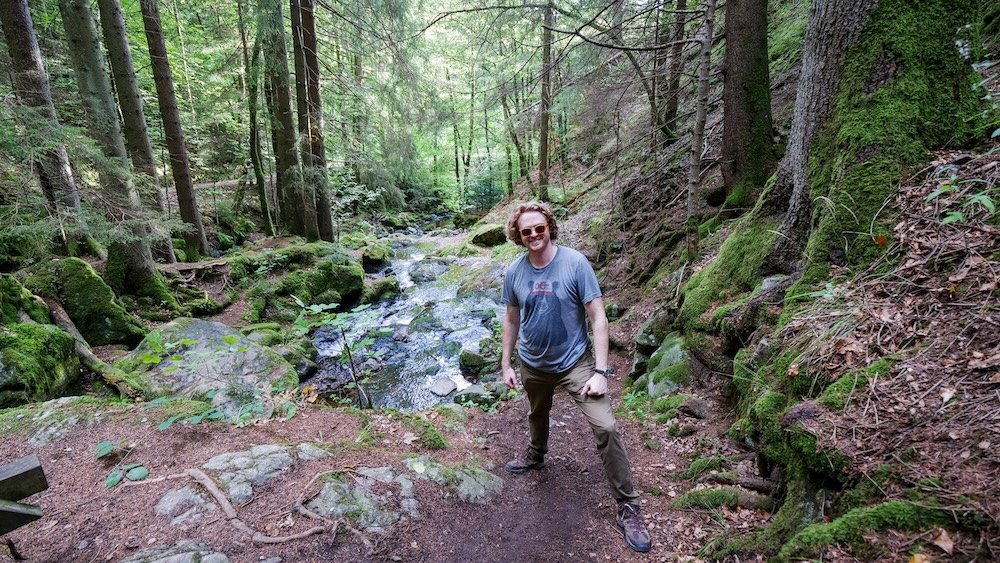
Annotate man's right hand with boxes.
[502,366,520,389]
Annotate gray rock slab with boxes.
[429,378,457,397]
[296,442,331,461]
[155,485,217,528]
[119,540,229,563]
[202,445,294,504]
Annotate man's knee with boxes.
[591,419,617,437]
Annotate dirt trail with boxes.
[1,349,753,563]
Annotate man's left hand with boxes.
[581,373,608,396]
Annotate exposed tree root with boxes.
[41,297,145,400]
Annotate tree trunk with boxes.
[0,0,87,253]
[58,0,170,302]
[501,91,528,180]
[663,0,688,137]
[286,0,319,241]
[685,0,716,257]
[96,0,176,263]
[258,0,316,239]
[300,0,334,241]
[537,1,553,202]
[139,0,210,259]
[240,0,274,236]
[764,0,979,275]
[720,0,775,210]
[761,0,878,272]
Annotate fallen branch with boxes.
[704,472,780,495]
[41,297,145,400]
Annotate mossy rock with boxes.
[458,349,486,377]
[644,333,690,398]
[383,213,412,229]
[363,276,400,303]
[634,304,676,355]
[0,274,49,325]
[309,260,364,307]
[0,323,80,408]
[246,329,283,346]
[361,242,392,273]
[22,258,147,347]
[470,224,507,247]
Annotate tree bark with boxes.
[139,0,210,259]
[58,0,165,299]
[537,1,553,202]
[300,0,334,241]
[238,0,274,236]
[720,0,775,210]
[501,91,528,180]
[663,0,688,137]
[762,0,877,271]
[0,0,86,252]
[96,0,176,263]
[685,0,716,257]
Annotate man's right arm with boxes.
[501,305,520,389]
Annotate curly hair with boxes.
[506,201,559,247]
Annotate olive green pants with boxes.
[520,354,640,505]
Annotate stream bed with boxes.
[308,235,506,411]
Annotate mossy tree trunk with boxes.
[0,0,88,254]
[685,0,716,257]
[761,0,982,277]
[719,0,775,211]
[239,0,275,236]
[58,0,172,304]
[536,1,553,202]
[139,0,210,260]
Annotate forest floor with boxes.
[0,349,760,563]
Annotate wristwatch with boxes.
[593,367,614,377]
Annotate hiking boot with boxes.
[617,502,652,553]
[504,452,546,474]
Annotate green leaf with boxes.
[125,465,149,481]
[94,440,114,459]
[106,469,124,488]
[139,353,162,364]
[942,211,965,224]
[158,415,182,431]
[177,338,198,347]
[146,396,171,407]
[283,403,298,420]
[163,366,178,374]
[924,184,953,202]
[991,127,1000,139]
[169,354,183,361]
[967,193,996,213]
[222,335,240,345]
[206,410,226,421]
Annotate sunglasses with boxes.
[519,224,548,237]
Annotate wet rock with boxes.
[429,378,457,397]
[119,540,229,563]
[362,243,392,272]
[458,349,485,377]
[470,224,507,247]
[155,485,217,528]
[409,260,448,283]
[202,445,294,504]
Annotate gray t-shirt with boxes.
[501,245,602,373]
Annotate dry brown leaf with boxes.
[940,388,956,403]
[930,527,954,555]
[402,432,419,445]
[909,553,931,563]
[787,363,800,378]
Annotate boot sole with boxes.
[504,462,546,474]
[617,521,652,552]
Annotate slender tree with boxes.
[58,0,170,301]
[238,0,274,235]
[96,0,176,263]
[300,0,334,240]
[685,0,716,257]
[0,0,88,253]
[663,0,688,137]
[139,0,210,258]
[537,1,554,202]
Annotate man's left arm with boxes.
[581,297,610,396]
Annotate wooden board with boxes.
[0,499,42,536]
[0,454,47,502]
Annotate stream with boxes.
[307,233,506,411]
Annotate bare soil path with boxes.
[1,350,755,563]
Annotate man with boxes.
[500,201,652,553]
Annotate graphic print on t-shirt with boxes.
[523,279,567,346]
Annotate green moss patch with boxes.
[22,258,147,347]
[0,323,79,407]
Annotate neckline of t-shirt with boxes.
[529,245,559,271]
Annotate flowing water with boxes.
[309,234,505,411]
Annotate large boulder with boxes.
[115,318,296,423]
[0,323,79,408]
[22,258,146,347]
[470,224,507,247]
[361,242,392,272]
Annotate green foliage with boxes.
[818,358,895,410]
[0,323,79,408]
[400,413,449,450]
[680,455,726,480]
